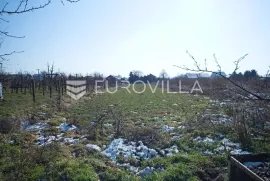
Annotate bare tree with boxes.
[175,51,270,149]
[159,69,169,80]
[0,0,80,62]
[174,50,270,101]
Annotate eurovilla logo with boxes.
[66,79,203,100]
[66,80,86,100]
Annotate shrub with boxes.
[0,117,20,134]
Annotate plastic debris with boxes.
[243,162,264,167]
[59,123,77,132]
[86,144,101,152]
[21,121,49,131]
[162,125,175,132]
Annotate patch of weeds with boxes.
[99,168,139,181]
[250,139,270,153]
[144,164,199,181]
[122,125,171,149]
[60,159,99,181]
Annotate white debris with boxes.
[59,123,77,132]
[162,125,175,132]
[193,135,251,155]
[230,149,252,155]
[159,150,165,156]
[90,122,95,126]
[172,135,181,141]
[86,144,101,152]
[172,103,178,106]
[211,117,233,125]
[193,136,214,143]
[243,162,263,167]
[63,138,79,144]
[102,138,136,161]
[214,146,226,152]
[177,125,186,129]
[21,121,49,131]
[138,167,154,177]
[204,137,215,143]
[203,150,214,155]
[171,145,179,153]
[104,123,113,127]
[102,138,178,163]
[129,166,139,173]
[221,138,240,148]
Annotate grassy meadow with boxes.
[0,85,269,181]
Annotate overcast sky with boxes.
[1,0,270,77]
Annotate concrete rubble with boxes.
[102,138,179,175]
[21,121,49,131]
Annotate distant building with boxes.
[197,73,210,78]
[106,75,117,86]
[185,73,198,79]
[184,73,210,79]
[210,72,226,78]
[32,74,44,81]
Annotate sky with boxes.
[1,0,270,77]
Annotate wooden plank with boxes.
[229,156,264,181]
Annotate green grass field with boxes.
[0,85,269,181]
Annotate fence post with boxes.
[32,80,36,103]
[58,80,61,105]
[0,82,3,100]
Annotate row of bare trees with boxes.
[175,51,270,150]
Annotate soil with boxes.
[247,162,270,181]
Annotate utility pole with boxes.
[0,63,2,72]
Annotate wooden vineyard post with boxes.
[32,79,36,103]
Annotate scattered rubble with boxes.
[162,125,175,132]
[102,138,179,174]
[102,138,158,161]
[193,136,251,155]
[59,123,77,131]
[21,121,49,131]
[104,123,113,127]
[193,136,214,143]
[86,144,101,152]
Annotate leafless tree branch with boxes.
[174,51,270,101]
[0,30,25,38]
[0,0,80,62]
[0,51,24,61]
[1,1,51,15]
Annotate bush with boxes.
[62,159,99,181]
[145,164,199,181]
[122,125,171,149]
[0,117,20,134]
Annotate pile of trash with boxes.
[59,123,77,131]
[102,138,179,176]
[193,136,251,155]
[20,121,80,146]
[34,131,84,146]
[102,138,159,161]
[102,138,179,174]
[21,121,49,131]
